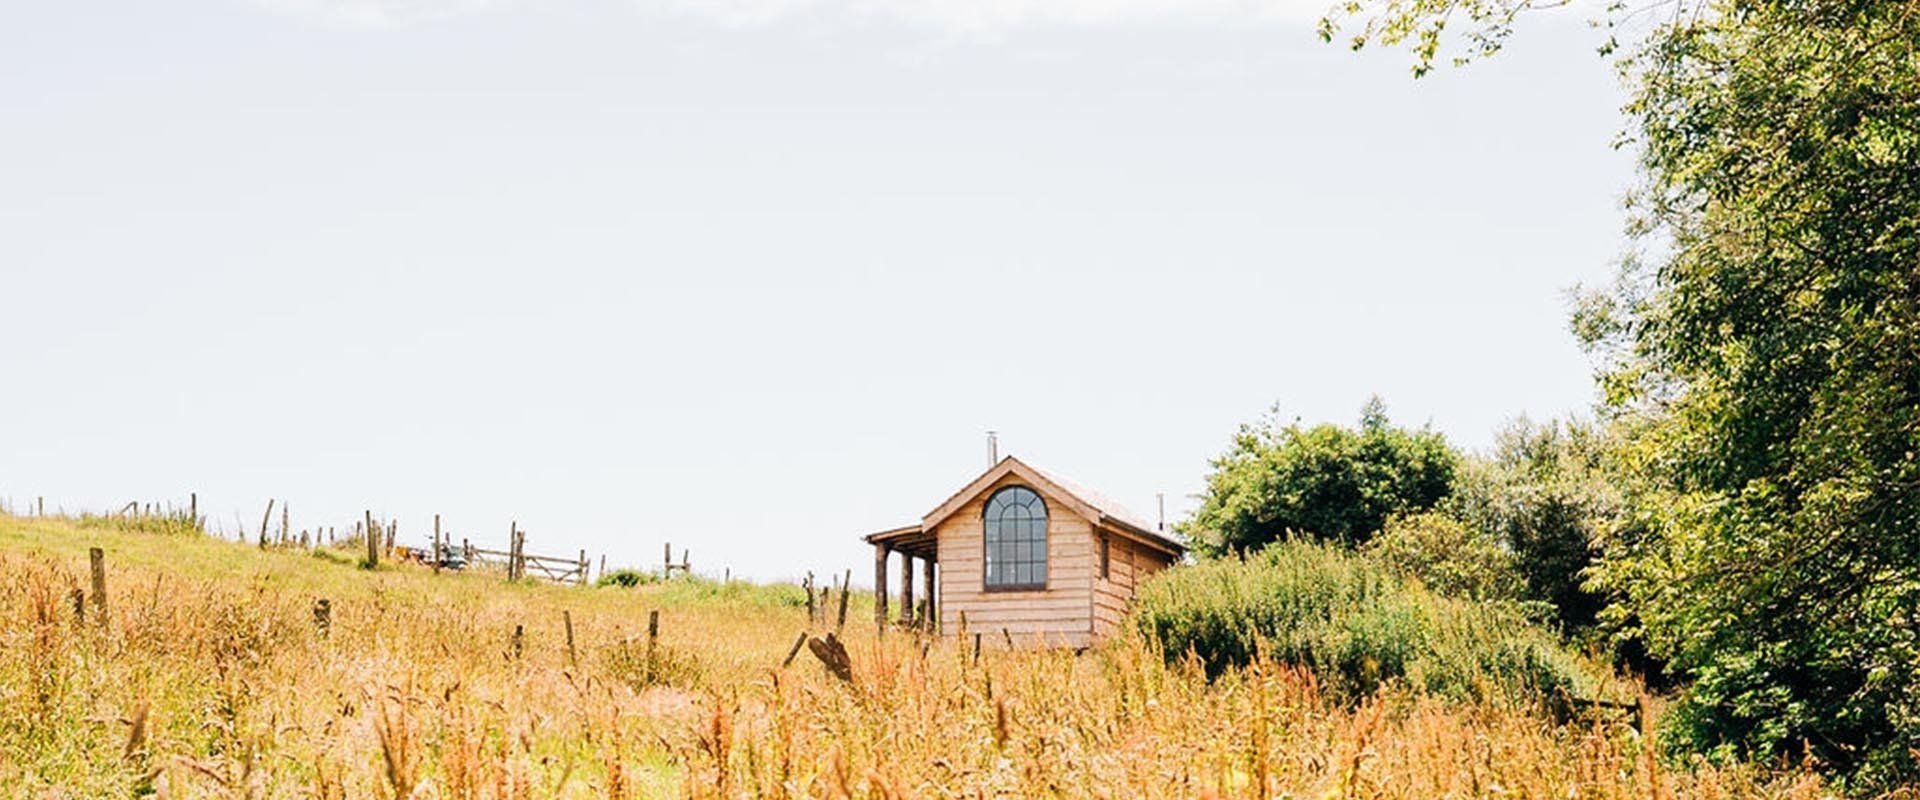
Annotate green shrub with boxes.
[75,511,204,538]
[597,568,659,588]
[1449,420,1616,633]
[1181,398,1458,554]
[650,575,808,608]
[1131,538,1597,704]
[1363,511,1529,606]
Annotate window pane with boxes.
[984,485,1048,587]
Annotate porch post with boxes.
[900,552,915,628]
[874,543,891,631]
[922,555,937,632]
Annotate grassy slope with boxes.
[0,513,1823,798]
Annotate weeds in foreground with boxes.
[0,513,1827,798]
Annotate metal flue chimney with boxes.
[987,430,999,466]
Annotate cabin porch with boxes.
[867,524,937,632]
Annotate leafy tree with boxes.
[1182,398,1457,555]
[1364,509,1527,605]
[1329,0,1920,787]
[1450,418,1618,633]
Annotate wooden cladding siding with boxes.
[1091,535,1136,638]
[868,458,1187,648]
[938,474,1096,647]
[1089,533,1178,638]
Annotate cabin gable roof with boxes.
[920,457,1097,532]
[917,456,1186,558]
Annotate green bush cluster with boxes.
[596,572,805,607]
[649,575,808,608]
[1180,398,1456,555]
[75,511,204,538]
[1131,538,1596,705]
[1362,510,1527,606]
[596,568,660,588]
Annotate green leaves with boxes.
[1181,399,1457,556]
[1580,0,1920,789]
[1131,538,1598,703]
[1328,0,1920,785]
[1317,0,1551,77]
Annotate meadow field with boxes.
[0,512,1827,798]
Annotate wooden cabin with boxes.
[864,456,1185,648]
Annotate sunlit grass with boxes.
[0,512,1825,797]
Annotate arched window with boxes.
[984,486,1047,590]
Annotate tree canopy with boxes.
[1182,399,1457,555]
[1450,418,1617,633]
[1326,0,1920,788]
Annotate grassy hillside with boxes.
[0,512,1824,798]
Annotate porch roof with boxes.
[864,523,937,560]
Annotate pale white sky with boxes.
[1,0,1631,581]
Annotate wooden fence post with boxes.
[564,610,577,667]
[781,631,808,667]
[88,547,107,623]
[647,609,660,664]
[836,568,852,632]
[189,492,196,527]
[280,502,289,545]
[578,550,588,586]
[364,510,379,568]
[433,514,442,575]
[258,499,275,549]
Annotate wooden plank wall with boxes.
[1090,535,1175,638]
[1091,535,1133,638]
[937,475,1096,649]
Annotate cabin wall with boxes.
[1091,534,1130,638]
[1090,534,1177,638]
[936,475,1095,649]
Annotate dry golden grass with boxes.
[0,512,1828,798]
